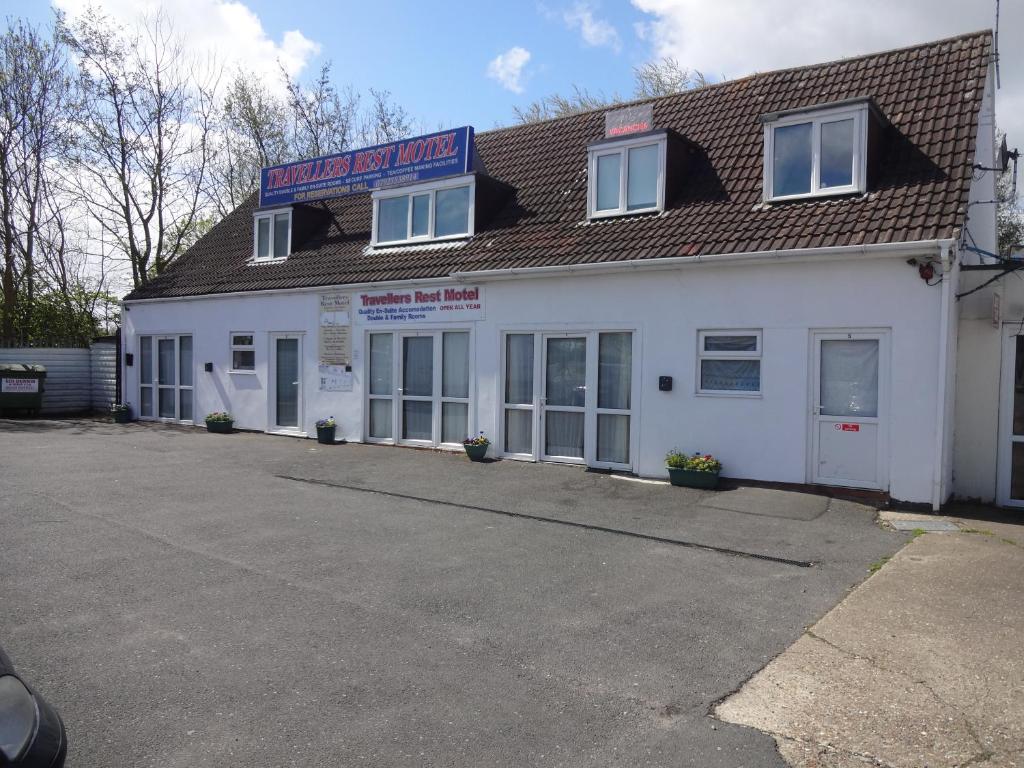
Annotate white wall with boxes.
[124,251,948,504]
[950,62,1005,502]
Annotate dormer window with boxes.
[763,102,869,201]
[253,208,291,260]
[587,133,666,219]
[372,175,475,246]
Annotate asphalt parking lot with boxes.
[0,419,902,767]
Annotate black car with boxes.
[0,645,66,767]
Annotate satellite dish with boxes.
[1000,135,1019,173]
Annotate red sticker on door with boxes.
[833,423,860,432]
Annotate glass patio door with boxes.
[368,330,472,447]
[542,336,587,462]
[400,334,434,442]
[503,331,633,470]
[139,334,193,422]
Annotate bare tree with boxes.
[66,8,217,288]
[514,59,709,124]
[361,88,415,145]
[207,65,418,214]
[208,72,289,217]
[282,62,359,160]
[514,85,617,124]
[0,17,76,343]
[633,56,707,98]
[997,131,1023,256]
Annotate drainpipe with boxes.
[932,240,955,511]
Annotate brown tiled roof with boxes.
[126,31,992,300]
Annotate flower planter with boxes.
[205,420,233,434]
[667,466,720,489]
[316,425,336,444]
[112,409,132,423]
[463,443,489,461]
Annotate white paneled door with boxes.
[811,330,888,490]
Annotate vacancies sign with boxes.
[259,126,474,207]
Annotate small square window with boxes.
[230,332,256,372]
[253,209,291,260]
[698,331,762,395]
[588,136,665,219]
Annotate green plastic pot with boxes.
[667,466,720,489]
[205,420,233,434]
[316,425,336,444]
[112,409,132,423]
[463,443,489,461]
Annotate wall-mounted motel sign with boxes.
[259,126,474,207]
[354,286,483,324]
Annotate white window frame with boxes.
[252,207,292,261]
[371,175,476,247]
[697,329,763,397]
[763,103,868,202]
[497,328,639,472]
[138,333,195,423]
[363,327,474,448]
[587,134,667,219]
[229,332,256,374]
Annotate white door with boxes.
[505,331,634,470]
[997,333,1024,507]
[541,335,588,463]
[271,334,302,431]
[141,335,193,422]
[399,333,435,444]
[811,331,888,490]
[367,330,472,447]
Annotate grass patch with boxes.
[910,528,927,539]
[868,556,890,574]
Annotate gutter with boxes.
[450,240,946,283]
[932,239,956,510]
[123,239,947,305]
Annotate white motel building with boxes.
[122,32,1024,510]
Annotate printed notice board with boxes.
[319,293,351,370]
[1,378,38,393]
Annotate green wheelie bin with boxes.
[0,363,46,416]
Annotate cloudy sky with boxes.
[8,0,1023,155]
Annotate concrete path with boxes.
[716,509,1024,768]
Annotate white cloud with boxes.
[631,0,1024,186]
[54,0,320,87]
[487,46,532,94]
[563,3,621,52]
